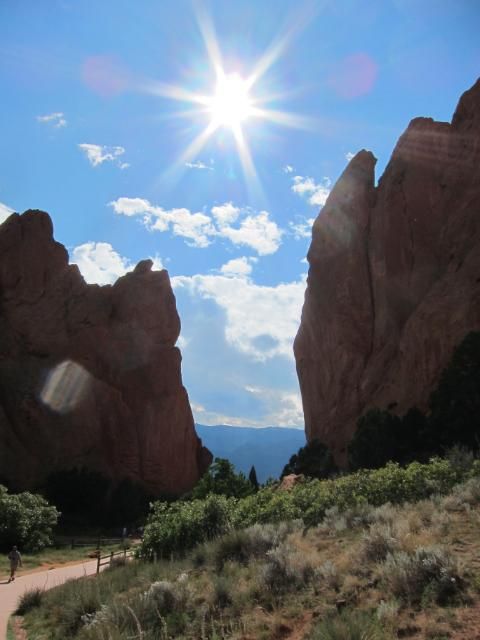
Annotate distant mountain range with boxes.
[196,424,306,484]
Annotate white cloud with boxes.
[172,273,306,361]
[0,201,15,224]
[78,143,127,168]
[289,217,315,240]
[211,202,240,227]
[244,386,304,426]
[110,197,151,216]
[283,164,294,173]
[218,210,283,256]
[292,175,331,207]
[71,241,164,285]
[36,112,67,128]
[110,198,215,248]
[159,208,215,248]
[150,254,164,271]
[110,198,283,255]
[185,160,214,171]
[220,256,257,278]
[71,242,133,285]
[345,151,355,162]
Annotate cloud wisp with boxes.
[185,160,214,171]
[110,197,283,255]
[37,112,67,128]
[289,216,316,240]
[78,144,129,169]
[291,175,331,207]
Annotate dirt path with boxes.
[0,559,98,640]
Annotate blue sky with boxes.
[1,0,478,428]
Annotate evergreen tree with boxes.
[190,458,254,499]
[348,409,402,470]
[248,465,259,491]
[281,440,337,479]
[429,331,480,450]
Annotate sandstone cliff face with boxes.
[0,211,211,495]
[295,79,480,459]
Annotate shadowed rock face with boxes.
[0,210,211,495]
[295,79,480,461]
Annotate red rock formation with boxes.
[295,79,480,461]
[0,210,211,495]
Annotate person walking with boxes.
[7,546,22,583]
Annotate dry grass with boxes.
[21,477,480,640]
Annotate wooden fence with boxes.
[54,536,125,550]
[96,548,135,574]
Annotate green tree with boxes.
[190,458,254,499]
[248,465,259,491]
[429,331,480,450]
[282,440,337,479]
[348,409,402,470]
[0,485,59,551]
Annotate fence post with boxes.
[71,538,74,550]
[96,553,100,575]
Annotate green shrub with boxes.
[141,493,234,558]
[361,523,400,563]
[212,521,300,570]
[318,560,341,591]
[144,580,180,615]
[212,576,234,608]
[141,456,479,559]
[319,504,374,534]
[0,485,59,551]
[15,587,44,615]
[380,546,462,605]
[261,543,314,593]
[309,609,389,640]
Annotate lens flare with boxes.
[40,360,91,414]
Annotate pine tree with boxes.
[248,465,259,491]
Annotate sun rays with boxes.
[143,3,317,199]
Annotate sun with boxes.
[145,5,316,196]
[207,72,253,129]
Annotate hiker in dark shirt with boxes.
[7,546,22,582]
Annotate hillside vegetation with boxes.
[20,454,480,640]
